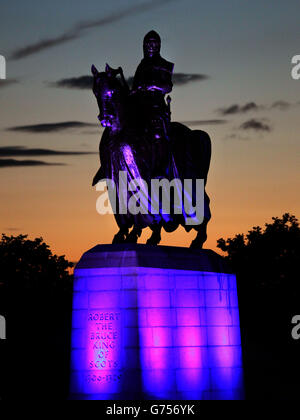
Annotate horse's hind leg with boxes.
[190,219,208,249]
[147,224,162,245]
[112,227,128,244]
[126,226,142,243]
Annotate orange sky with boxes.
[1,112,299,264]
[1,1,299,263]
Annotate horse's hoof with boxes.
[190,232,207,249]
[189,239,203,249]
[125,235,138,244]
[112,230,128,244]
[125,228,142,243]
[112,234,126,244]
[146,234,161,246]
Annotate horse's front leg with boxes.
[147,224,162,245]
[112,227,128,244]
[126,226,142,243]
[190,219,208,249]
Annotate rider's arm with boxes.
[147,75,173,94]
[147,62,174,93]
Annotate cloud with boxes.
[50,72,209,90]
[7,121,97,133]
[219,100,296,115]
[10,32,79,61]
[172,73,209,86]
[0,159,65,168]
[180,119,227,126]
[271,100,291,111]
[0,146,95,157]
[10,0,176,60]
[239,118,271,132]
[224,133,250,141]
[218,102,262,115]
[0,146,95,168]
[49,75,93,90]
[0,79,19,88]
[127,72,209,87]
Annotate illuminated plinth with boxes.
[70,244,244,400]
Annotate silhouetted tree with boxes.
[217,213,300,290]
[0,234,74,400]
[217,214,300,400]
[0,234,73,296]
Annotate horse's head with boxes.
[91,64,126,130]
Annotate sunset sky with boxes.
[0,0,299,263]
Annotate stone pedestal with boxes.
[70,244,244,400]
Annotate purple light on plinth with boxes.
[70,267,244,400]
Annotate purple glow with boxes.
[70,268,244,400]
[147,85,162,92]
[123,145,135,166]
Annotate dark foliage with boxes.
[0,235,74,400]
[0,234,73,292]
[217,213,300,289]
[217,214,300,400]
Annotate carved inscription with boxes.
[88,312,122,372]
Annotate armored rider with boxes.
[131,30,174,139]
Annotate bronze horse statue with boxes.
[91,64,211,248]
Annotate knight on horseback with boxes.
[91,31,212,248]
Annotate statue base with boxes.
[70,244,244,400]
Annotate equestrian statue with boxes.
[91,30,211,248]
